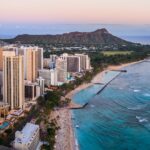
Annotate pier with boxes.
[96,72,121,95]
[69,102,89,109]
[93,83,104,85]
[110,69,127,72]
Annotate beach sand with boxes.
[54,60,143,150]
[52,108,75,150]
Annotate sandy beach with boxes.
[53,60,143,150]
[51,108,75,150]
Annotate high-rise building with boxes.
[0,48,3,99]
[23,47,38,82]
[17,46,43,82]
[37,47,43,70]
[67,56,80,73]
[49,69,58,85]
[0,48,3,71]
[56,58,67,83]
[75,54,91,71]
[0,47,18,71]
[0,50,16,101]
[36,77,45,95]
[3,55,24,110]
[0,71,3,100]
[39,69,57,86]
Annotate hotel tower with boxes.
[23,47,38,82]
[3,54,24,110]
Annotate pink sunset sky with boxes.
[0,0,150,24]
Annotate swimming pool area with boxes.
[0,121,9,130]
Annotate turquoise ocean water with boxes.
[72,62,150,150]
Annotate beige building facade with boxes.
[24,48,38,82]
[3,55,24,110]
[56,58,67,83]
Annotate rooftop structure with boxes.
[13,123,40,150]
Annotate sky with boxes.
[0,0,150,24]
[0,0,150,40]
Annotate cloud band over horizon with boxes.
[0,0,150,24]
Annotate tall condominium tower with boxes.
[0,48,3,71]
[66,56,81,73]
[18,46,43,82]
[56,58,67,83]
[0,46,24,71]
[3,55,24,110]
[37,47,43,70]
[75,54,91,71]
[23,47,38,82]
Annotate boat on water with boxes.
[75,125,79,128]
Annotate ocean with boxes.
[72,61,150,150]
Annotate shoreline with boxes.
[54,60,144,150]
[66,60,143,100]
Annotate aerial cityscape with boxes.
[0,0,150,150]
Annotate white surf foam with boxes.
[136,116,148,123]
[143,93,150,97]
[128,104,146,110]
[90,105,95,108]
[133,89,140,93]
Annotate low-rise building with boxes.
[13,123,40,150]
[25,82,40,101]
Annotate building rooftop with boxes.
[11,109,24,116]
[14,123,39,144]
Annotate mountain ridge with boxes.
[2,28,134,46]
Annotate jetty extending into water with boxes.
[110,69,127,72]
[69,102,89,109]
[96,72,121,95]
[94,83,104,85]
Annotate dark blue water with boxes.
[121,36,150,45]
[72,62,150,150]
